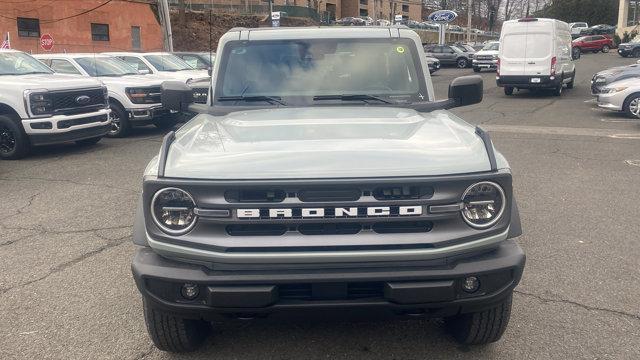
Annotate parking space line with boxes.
[600,118,638,123]
[481,124,640,138]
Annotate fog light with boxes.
[181,283,199,300]
[462,276,480,293]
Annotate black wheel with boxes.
[445,294,512,345]
[602,45,610,53]
[152,117,178,130]
[143,300,211,353]
[633,48,640,58]
[553,84,563,96]
[504,86,514,96]
[473,67,481,73]
[75,136,102,146]
[567,71,575,89]
[622,93,640,118]
[457,58,468,68]
[0,115,30,160]
[106,104,130,138]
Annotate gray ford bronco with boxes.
[132,27,525,353]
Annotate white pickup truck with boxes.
[0,50,110,160]
[34,53,172,137]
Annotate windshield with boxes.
[76,56,139,77]
[215,38,427,105]
[0,52,53,76]
[482,42,499,51]
[144,54,193,71]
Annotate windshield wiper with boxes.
[313,94,392,104]
[218,95,286,106]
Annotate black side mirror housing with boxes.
[448,75,483,107]
[161,81,194,112]
[572,47,581,60]
[207,67,213,77]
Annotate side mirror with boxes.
[448,75,483,107]
[207,66,212,77]
[161,81,194,112]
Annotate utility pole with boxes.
[158,0,174,51]
[466,0,472,43]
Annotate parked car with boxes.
[424,44,472,68]
[0,50,110,160]
[569,22,588,38]
[426,56,440,73]
[34,53,173,137]
[452,43,476,57]
[617,37,640,57]
[596,77,640,117]
[498,18,576,96]
[375,19,391,26]
[472,41,499,72]
[103,52,209,83]
[336,17,364,26]
[580,24,616,36]
[591,63,640,95]
[572,35,614,53]
[173,52,215,70]
[136,26,524,353]
[359,16,373,26]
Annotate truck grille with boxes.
[475,55,494,60]
[52,88,106,115]
[57,114,109,129]
[279,282,384,300]
[226,221,433,236]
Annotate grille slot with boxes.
[298,223,361,235]
[225,189,286,203]
[373,185,433,200]
[298,189,361,202]
[372,221,433,234]
[279,282,384,300]
[226,224,287,236]
[57,114,108,129]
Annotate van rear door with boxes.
[500,22,527,76]
[522,21,553,76]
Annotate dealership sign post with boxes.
[40,34,54,52]
[428,10,458,45]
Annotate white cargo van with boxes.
[497,18,576,96]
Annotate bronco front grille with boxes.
[279,282,384,300]
[226,221,433,236]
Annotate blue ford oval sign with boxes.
[428,10,458,23]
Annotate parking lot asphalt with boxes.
[1,52,639,360]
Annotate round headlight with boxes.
[151,188,197,235]
[460,181,506,229]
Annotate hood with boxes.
[160,107,495,180]
[474,49,499,56]
[0,73,102,92]
[159,69,209,83]
[603,77,640,88]
[96,74,164,87]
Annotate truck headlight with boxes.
[126,87,160,104]
[28,92,53,117]
[461,181,506,229]
[151,188,197,235]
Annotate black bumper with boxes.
[132,240,525,320]
[497,75,562,89]
[29,124,111,146]
[618,49,632,57]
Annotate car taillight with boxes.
[550,56,557,77]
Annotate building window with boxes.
[402,4,409,12]
[131,26,141,50]
[91,23,110,41]
[17,18,40,38]
[360,9,368,16]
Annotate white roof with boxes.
[102,52,172,56]
[33,53,112,59]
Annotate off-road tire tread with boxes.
[143,301,210,353]
[445,294,512,345]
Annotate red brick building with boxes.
[0,0,163,54]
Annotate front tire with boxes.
[457,58,468,68]
[504,86,514,96]
[633,48,640,58]
[553,84,563,96]
[567,71,575,89]
[473,67,481,73]
[602,45,610,53]
[0,115,30,160]
[143,300,211,353]
[445,294,513,345]
[622,93,640,118]
[152,117,178,130]
[106,104,130,138]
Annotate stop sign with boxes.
[40,34,54,51]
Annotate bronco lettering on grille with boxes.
[237,206,423,219]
